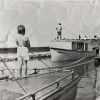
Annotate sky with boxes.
[0,0,100,47]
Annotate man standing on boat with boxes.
[56,23,62,39]
[15,25,31,78]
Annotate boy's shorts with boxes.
[17,53,29,61]
[17,47,29,61]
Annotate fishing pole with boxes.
[0,56,27,94]
[30,51,51,69]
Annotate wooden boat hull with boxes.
[16,71,80,100]
[43,76,80,100]
[51,48,94,61]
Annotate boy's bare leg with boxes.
[25,60,28,76]
[18,58,23,77]
[18,56,23,78]
[19,62,23,77]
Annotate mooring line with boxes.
[67,52,95,66]
[64,59,94,70]
[0,56,27,94]
[49,52,95,68]
[39,59,95,70]
[0,59,95,74]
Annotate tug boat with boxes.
[50,38,95,61]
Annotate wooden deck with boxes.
[76,77,95,100]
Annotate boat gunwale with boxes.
[42,76,80,100]
[52,39,92,43]
[16,71,76,100]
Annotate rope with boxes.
[48,52,95,69]
[42,59,94,71]
[0,56,27,94]
[67,52,95,66]
[64,59,94,70]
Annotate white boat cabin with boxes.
[51,39,93,51]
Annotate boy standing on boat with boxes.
[56,23,62,39]
[15,25,31,77]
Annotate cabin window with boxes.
[96,49,99,56]
[85,43,88,51]
[72,42,77,50]
[77,42,84,51]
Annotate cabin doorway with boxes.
[95,48,99,57]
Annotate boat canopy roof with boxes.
[52,39,92,44]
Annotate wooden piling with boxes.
[94,57,100,98]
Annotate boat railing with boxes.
[16,71,78,100]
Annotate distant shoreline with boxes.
[0,47,50,54]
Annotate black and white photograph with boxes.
[0,0,100,100]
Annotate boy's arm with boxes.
[28,39,31,52]
[25,37,31,52]
[15,38,19,47]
